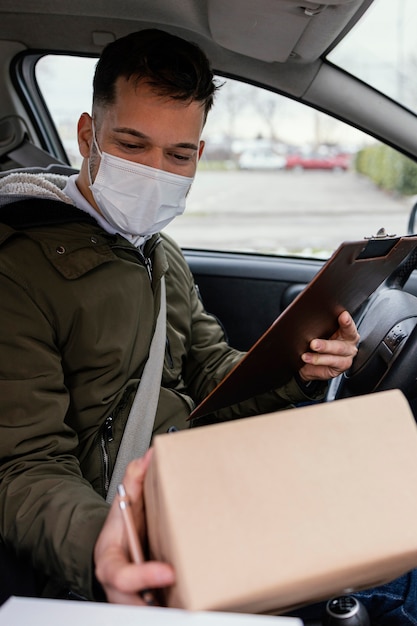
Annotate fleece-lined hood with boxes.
[0,172,73,206]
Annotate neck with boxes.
[76,160,101,216]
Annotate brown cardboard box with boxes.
[144,390,417,614]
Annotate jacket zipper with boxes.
[143,255,152,281]
[144,235,162,281]
[100,415,114,494]
[111,236,162,282]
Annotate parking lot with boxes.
[165,169,414,257]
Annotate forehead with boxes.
[98,77,205,141]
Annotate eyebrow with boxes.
[113,127,199,151]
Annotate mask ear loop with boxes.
[88,117,103,187]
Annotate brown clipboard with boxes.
[189,235,417,420]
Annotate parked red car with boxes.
[285,152,350,171]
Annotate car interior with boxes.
[1,0,417,623]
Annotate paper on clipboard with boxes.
[0,597,302,625]
[190,235,417,420]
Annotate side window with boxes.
[36,58,417,259]
[36,55,96,169]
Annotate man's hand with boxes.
[299,310,360,382]
[94,449,175,604]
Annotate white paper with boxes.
[0,596,303,625]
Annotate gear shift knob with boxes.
[323,595,370,626]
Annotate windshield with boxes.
[328,0,417,113]
[34,0,417,259]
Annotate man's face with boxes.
[94,77,205,175]
[77,76,206,209]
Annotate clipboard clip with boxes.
[364,227,397,240]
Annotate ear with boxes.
[198,140,205,160]
[77,113,93,158]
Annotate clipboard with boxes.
[190,234,417,420]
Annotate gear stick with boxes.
[323,595,370,626]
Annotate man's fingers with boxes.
[122,449,153,501]
[298,311,360,382]
[307,311,359,357]
[332,310,360,343]
[103,560,175,605]
[109,561,175,595]
[305,338,358,359]
[98,556,175,605]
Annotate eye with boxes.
[173,153,191,161]
[120,141,145,151]
[168,151,194,162]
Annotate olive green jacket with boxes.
[0,190,324,600]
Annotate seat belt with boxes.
[0,116,68,169]
[106,277,167,504]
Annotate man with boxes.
[0,28,361,607]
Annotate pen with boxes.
[117,482,156,606]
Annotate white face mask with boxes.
[89,127,194,237]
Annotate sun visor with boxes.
[207,0,370,63]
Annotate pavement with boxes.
[165,169,414,257]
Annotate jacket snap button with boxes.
[90,236,98,244]
[56,246,66,255]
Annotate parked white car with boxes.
[238,148,286,170]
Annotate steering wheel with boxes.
[326,246,417,411]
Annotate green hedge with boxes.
[355,144,417,196]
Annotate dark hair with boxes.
[93,28,219,120]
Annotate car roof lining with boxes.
[4,0,417,164]
[0,0,376,117]
[0,0,374,62]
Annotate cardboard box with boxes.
[144,389,417,614]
